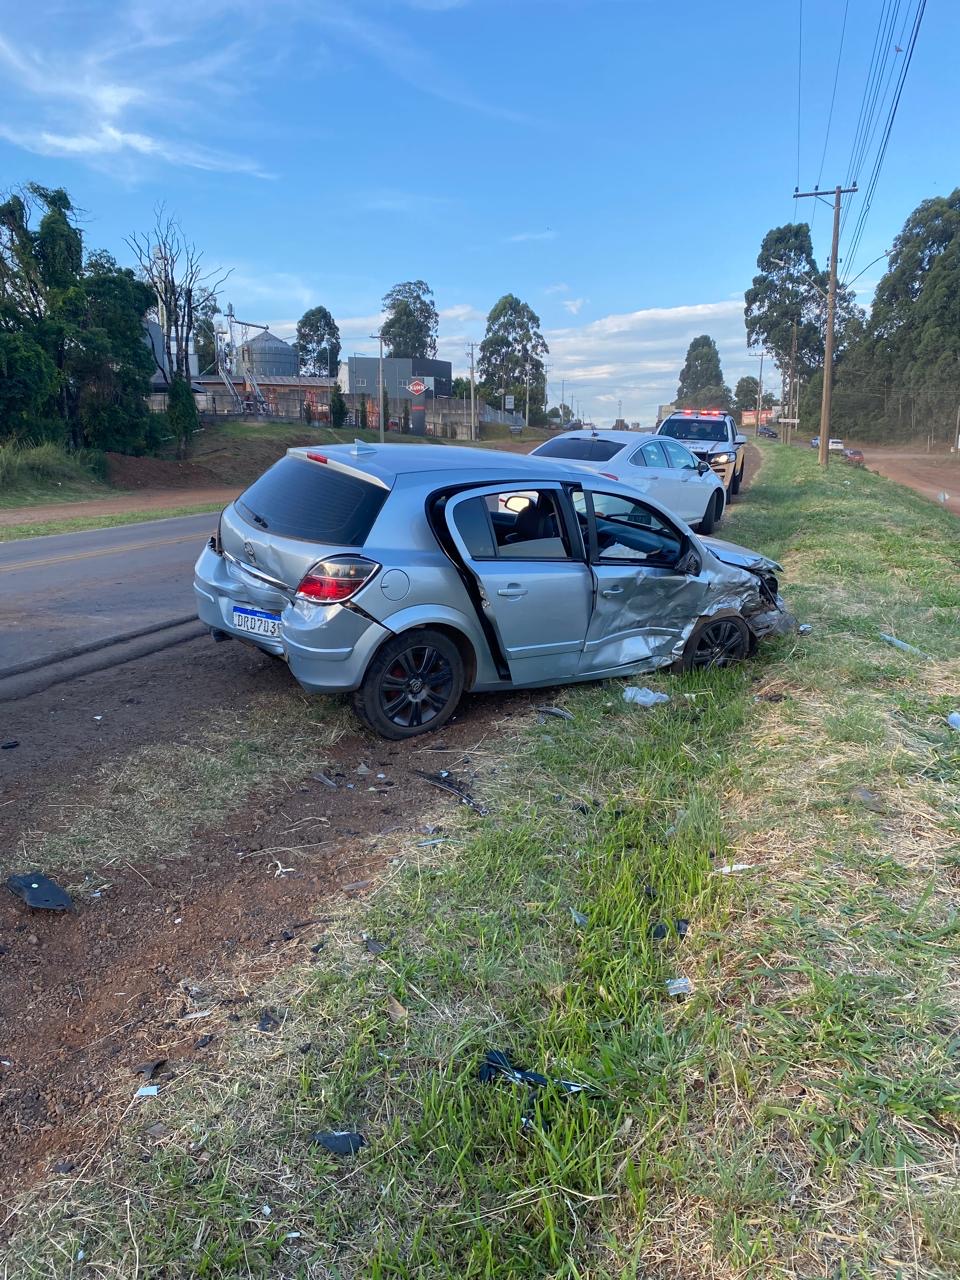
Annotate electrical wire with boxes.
[842,0,926,282]
[794,0,803,215]
[812,0,851,229]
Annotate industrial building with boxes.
[237,330,299,379]
[342,355,453,401]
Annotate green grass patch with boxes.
[5,442,960,1277]
[0,502,223,542]
[0,440,110,508]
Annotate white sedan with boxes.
[530,430,726,532]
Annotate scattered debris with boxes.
[879,632,927,658]
[947,711,960,732]
[311,1130,366,1156]
[6,872,74,912]
[714,863,752,875]
[1,739,19,750]
[385,995,408,1023]
[665,977,693,998]
[536,705,574,722]
[144,1122,169,1141]
[309,942,325,954]
[414,769,487,815]
[261,1205,272,1218]
[622,687,671,707]
[133,1059,166,1082]
[797,623,813,636]
[850,785,884,812]
[364,936,387,955]
[194,1035,214,1050]
[356,763,371,777]
[651,919,689,941]
[135,1085,159,1099]
[416,838,446,847]
[342,879,372,893]
[52,1159,76,1175]
[311,771,337,789]
[256,1009,280,1033]
[754,691,786,703]
[180,1009,213,1022]
[93,715,103,722]
[478,1049,593,1096]
[569,908,589,928]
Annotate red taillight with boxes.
[306,451,329,463]
[296,556,379,604]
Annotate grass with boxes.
[0,502,225,542]
[5,442,960,1278]
[0,440,109,508]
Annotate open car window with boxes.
[588,491,683,565]
[451,489,573,561]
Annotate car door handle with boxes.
[601,585,624,597]
[497,585,528,599]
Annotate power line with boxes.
[814,0,851,204]
[794,0,803,214]
[842,0,926,281]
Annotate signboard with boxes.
[408,378,426,396]
[741,409,774,427]
[505,394,515,411]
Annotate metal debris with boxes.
[879,633,927,658]
[311,1130,366,1156]
[947,711,960,732]
[569,908,589,928]
[622,687,671,707]
[536,705,574,721]
[665,977,693,998]
[414,769,487,815]
[6,872,74,912]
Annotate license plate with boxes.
[233,606,281,638]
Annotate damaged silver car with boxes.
[194,442,795,738]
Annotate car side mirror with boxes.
[697,460,711,475]
[735,433,747,445]
[675,548,702,576]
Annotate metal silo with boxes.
[239,330,298,378]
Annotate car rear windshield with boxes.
[534,437,626,462]
[235,455,389,545]
[659,418,727,442]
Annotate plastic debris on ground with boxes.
[797,623,813,636]
[478,1049,596,1130]
[1,740,19,749]
[651,918,689,941]
[665,977,693,998]
[385,995,408,1023]
[256,1008,281,1033]
[311,771,337,789]
[311,1130,366,1156]
[133,1059,166,1081]
[194,1035,214,1050]
[850,785,884,812]
[622,687,671,707]
[879,632,927,658]
[414,769,487,815]
[364,936,387,955]
[947,711,960,732]
[536,705,574,722]
[6,872,74,912]
[569,908,589,928]
[714,863,752,875]
[135,1085,159,1099]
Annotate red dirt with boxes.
[0,487,242,528]
[0,638,534,1199]
[853,444,960,517]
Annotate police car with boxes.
[656,409,747,495]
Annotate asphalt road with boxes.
[0,512,217,684]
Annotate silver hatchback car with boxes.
[194,442,795,738]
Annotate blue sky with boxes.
[2,0,957,423]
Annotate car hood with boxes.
[699,535,782,575]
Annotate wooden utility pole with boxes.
[787,320,798,447]
[795,183,857,466]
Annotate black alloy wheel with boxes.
[730,457,743,495]
[354,628,465,739]
[681,614,751,671]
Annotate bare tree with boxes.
[127,206,229,384]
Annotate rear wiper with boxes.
[249,511,269,529]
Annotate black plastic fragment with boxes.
[478,1049,592,1098]
[1,740,19,750]
[413,769,487,815]
[364,936,387,955]
[309,941,325,955]
[6,872,74,912]
[133,1059,167,1081]
[312,1130,365,1156]
[194,1035,214,1050]
[650,919,690,942]
[312,772,337,789]
[536,705,574,722]
[256,1008,280,1033]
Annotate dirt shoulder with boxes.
[0,487,239,529]
[852,443,960,517]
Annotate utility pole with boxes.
[787,320,798,447]
[524,363,531,429]
[560,378,565,427]
[754,350,764,437]
[467,342,477,442]
[795,183,857,467]
[369,331,385,443]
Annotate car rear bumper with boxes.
[194,544,389,692]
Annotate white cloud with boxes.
[544,283,570,295]
[507,230,557,243]
[562,298,586,315]
[439,303,485,325]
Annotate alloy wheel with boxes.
[689,617,749,668]
[379,645,454,729]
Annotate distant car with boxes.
[810,437,845,452]
[655,410,746,495]
[757,425,778,439]
[529,429,726,532]
[194,443,795,738]
[843,448,865,466]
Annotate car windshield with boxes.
[534,437,626,462]
[660,419,727,442]
[236,454,388,544]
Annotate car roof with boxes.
[534,430,654,446]
[287,441,586,486]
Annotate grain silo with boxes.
[239,330,298,379]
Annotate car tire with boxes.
[730,458,743,495]
[353,628,465,740]
[697,491,723,534]
[679,614,751,671]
